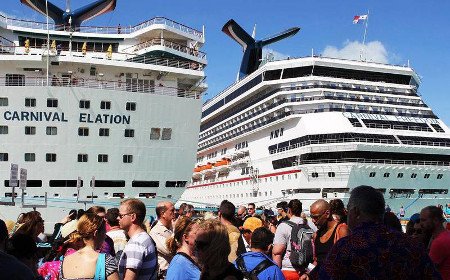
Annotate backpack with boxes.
[285,221,314,271]
[236,256,275,280]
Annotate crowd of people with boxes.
[0,185,449,280]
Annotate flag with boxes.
[353,15,368,24]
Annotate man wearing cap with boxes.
[235,227,284,280]
[237,217,263,257]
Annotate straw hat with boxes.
[61,220,78,239]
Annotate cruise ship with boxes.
[0,0,206,225]
[181,19,450,214]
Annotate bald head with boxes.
[310,199,330,213]
[155,201,173,219]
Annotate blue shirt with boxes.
[166,252,201,280]
[234,251,285,280]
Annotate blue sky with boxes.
[3,0,450,124]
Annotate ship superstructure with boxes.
[0,0,206,225]
[181,20,450,213]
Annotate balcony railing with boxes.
[0,14,203,39]
[298,158,450,167]
[0,77,202,99]
[123,38,206,60]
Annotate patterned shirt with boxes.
[119,231,157,280]
[319,222,442,280]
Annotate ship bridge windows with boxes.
[98,154,108,163]
[24,153,35,162]
[362,119,433,132]
[5,74,25,86]
[46,153,56,162]
[25,126,36,135]
[431,123,445,133]
[78,127,89,136]
[0,126,8,134]
[47,98,58,108]
[100,101,111,110]
[25,98,36,107]
[46,126,57,135]
[132,181,159,188]
[79,100,90,109]
[0,153,8,161]
[165,181,187,188]
[99,128,110,137]
[78,154,88,162]
[126,102,136,111]
[347,118,362,127]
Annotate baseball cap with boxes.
[242,217,263,232]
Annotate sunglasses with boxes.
[195,240,209,251]
[118,212,134,219]
[310,212,326,220]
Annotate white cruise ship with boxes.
[181,19,450,215]
[0,0,206,225]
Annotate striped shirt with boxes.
[118,231,157,280]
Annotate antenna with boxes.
[251,24,256,39]
[65,0,70,12]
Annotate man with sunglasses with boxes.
[118,199,157,280]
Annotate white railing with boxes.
[123,38,206,60]
[1,14,203,39]
[0,77,202,99]
[299,158,450,166]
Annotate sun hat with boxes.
[242,217,263,232]
[61,220,78,239]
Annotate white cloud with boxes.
[322,40,389,64]
[262,48,291,61]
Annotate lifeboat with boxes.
[215,158,230,167]
[193,166,203,172]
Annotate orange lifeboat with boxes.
[193,166,203,172]
[203,163,214,170]
[215,158,230,167]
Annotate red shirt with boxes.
[429,230,450,280]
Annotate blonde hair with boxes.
[166,217,198,256]
[197,219,230,278]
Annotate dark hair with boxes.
[77,209,85,219]
[122,199,146,224]
[86,206,106,215]
[106,208,120,227]
[13,211,44,240]
[422,206,445,223]
[251,227,274,250]
[288,199,302,216]
[219,200,236,222]
[384,212,402,232]
[68,209,77,220]
[7,233,38,260]
[348,185,385,221]
[330,199,347,222]
[248,203,256,209]
[276,201,288,212]
[0,219,7,243]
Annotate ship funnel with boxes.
[222,19,300,79]
[20,0,117,30]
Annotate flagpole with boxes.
[361,10,370,61]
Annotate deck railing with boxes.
[123,38,206,60]
[298,158,450,167]
[0,77,202,99]
[0,14,203,39]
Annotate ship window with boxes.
[162,128,172,140]
[78,127,89,136]
[79,100,90,109]
[46,126,57,135]
[411,173,417,178]
[46,153,56,162]
[90,66,96,76]
[25,126,36,135]
[293,188,321,193]
[132,181,159,188]
[165,181,187,188]
[98,154,108,163]
[49,180,78,187]
[126,102,136,111]
[150,128,161,140]
[418,189,448,195]
[311,172,319,178]
[24,153,35,162]
[123,155,133,163]
[437,174,443,179]
[124,129,134,138]
[99,128,110,137]
[47,98,58,108]
[4,180,41,188]
[93,180,125,188]
[0,98,7,106]
[369,172,376,177]
[0,153,8,161]
[6,74,25,86]
[424,173,430,179]
[100,101,111,110]
[383,172,390,178]
[78,154,88,162]
[138,192,156,198]
[25,98,36,107]
[0,126,8,134]
[397,173,404,178]
[328,172,335,177]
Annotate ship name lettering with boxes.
[3,111,68,122]
[79,113,130,124]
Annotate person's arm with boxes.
[123,268,139,280]
[272,244,286,267]
[107,271,120,280]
